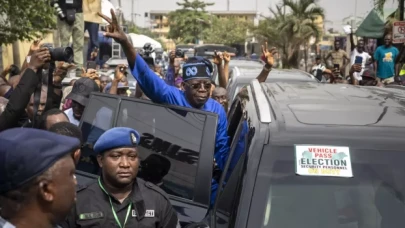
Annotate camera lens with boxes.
[49,47,74,62]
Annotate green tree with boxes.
[204,17,251,45]
[0,0,56,45]
[168,0,214,44]
[255,0,324,68]
[374,0,400,16]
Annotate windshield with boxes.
[259,146,405,228]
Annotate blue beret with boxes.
[0,128,81,194]
[94,127,140,154]
[182,56,213,81]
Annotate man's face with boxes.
[334,41,340,50]
[384,34,392,46]
[97,147,139,187]
[45,113,69,130]
[212,87,228,109]
[316,58,321,64]
[183,79,211,108]
[100,76,110,91]
[357,40,365,52]
[71,100,85,120]
[42,155,77,222]
[26,87,47,120]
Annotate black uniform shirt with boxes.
[60,178,179,228]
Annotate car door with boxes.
[76,92,218,226]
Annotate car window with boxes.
[78,95,117,174]
[258,147,405,228]
[116,100,206,200]
[215,99,247,222]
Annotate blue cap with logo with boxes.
[94,127,140,154]
[0,128,81,194]
[182,56,213,81]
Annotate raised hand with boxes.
[169,50,176,64]
[261,42,278,68]
[97,9,127,43]
[114,64,127,82]
[28,48,51,71]
[213,50,223,65]
[223,51,231,63]
[30,39,42,53]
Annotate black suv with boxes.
[76,81,405,228]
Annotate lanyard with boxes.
[98,178,132,228]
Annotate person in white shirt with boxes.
[311,55,332,82]
[350,31,372,81]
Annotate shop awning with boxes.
[356,9,385,38]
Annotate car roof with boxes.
[229,60,262,68]
[233,68,318,83]
[259,82,405,142]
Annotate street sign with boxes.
[393,21,405,43]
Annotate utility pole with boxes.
[400,0,404,21]
[131,0,134,27]
[227,0,230,11]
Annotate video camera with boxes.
[41,43,74,62]
[140,43,155,66]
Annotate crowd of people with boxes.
[310,32,405,87]
[0,8,279,228]
[2,1,404,227]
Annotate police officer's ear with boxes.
[37,172,55,202]
[72,149,81,165]
[97,154,104,168]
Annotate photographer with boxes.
[0,48,51,131]
[52,0,84,77]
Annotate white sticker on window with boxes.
[295,145,353,178]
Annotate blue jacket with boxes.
[131,54,230,170]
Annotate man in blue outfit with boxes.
[98,10,229,172]
[374,34,399,84]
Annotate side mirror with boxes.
[184,222,210,228]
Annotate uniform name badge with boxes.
[145,210,155,217]
[132,209,137,217]
[65,0,73,4]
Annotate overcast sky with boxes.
[110,0,397,31]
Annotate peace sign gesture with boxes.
[98,9,127,43]
[261,42,278,67]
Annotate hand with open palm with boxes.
[261,42,278,68]
[98,9,128,43]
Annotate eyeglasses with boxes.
[184,82,211,90]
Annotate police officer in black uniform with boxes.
[60,127,179,228]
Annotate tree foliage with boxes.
[168,0,214,44]
[0,0,56,45]
[254,0,324,68]
[204,17,251,45]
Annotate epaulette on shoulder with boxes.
[76,184,88,192]
[144,181,170,201]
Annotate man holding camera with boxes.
[52,0,84,77]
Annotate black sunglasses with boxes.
[184,82,211,90]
